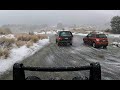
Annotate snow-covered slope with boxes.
[0,38,50,75]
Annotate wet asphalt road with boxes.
[1,35,120,80]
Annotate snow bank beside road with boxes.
[34,31,56,35]
[0,34,15,39]
[0,38,50,75]
[111,42,120,47]
[73,33,88,36]
[74,33,87,36]
[107,34,120,38]
[46,31,56,34]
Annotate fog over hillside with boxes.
[0,10,120,32]
[1,24,49,33]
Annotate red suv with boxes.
[83,32,108,48]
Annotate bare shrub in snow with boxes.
[15,41,27,48]
[0,48,10,59]
[36,34,41,39]
[30,35,39,43]
[16,34,31,41]
[0,28,12,35]
[26,41,33,48]
[37,34,48,40]
[16,33,48,42]
[0,37,16,48]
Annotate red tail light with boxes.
[96,39,100,42]
[58,37,63,40]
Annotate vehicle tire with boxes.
[103,46,107,49]
[83,41,87,44]
[72,76,88,80]
[92,43,97,48]
[70,43,72,46]
[57,42,60,46]
[26,76,41,80]
[56,40,58,44]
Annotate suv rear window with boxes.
[59,31,72,36]
[96,34,107,38]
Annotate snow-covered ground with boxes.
[0,38,50,75]
[46,31,56,34]
[107,34,120,38]
[0,34,15,39]
[34,32,46,34]
[111,42,120,47]
[72,33,88,36]
[34,31,56,35]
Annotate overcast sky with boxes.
[0,10,120,29]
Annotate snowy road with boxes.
[1,35,120,80]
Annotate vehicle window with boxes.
[87,34,92,37]
[60,31,72,36]
[96,34,107,38]
[91,34,95,38]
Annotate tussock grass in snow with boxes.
[0,48,10,59]
[16,34,47,42]
[0,28,12,35]
[26,41,33,48]
[15,41,27,48]
[37,34,48,40]
[16,34,31,41]
[30,35,39,43]
[0,37,16,48]
[0,33,48,59]
[0,37,16,59]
